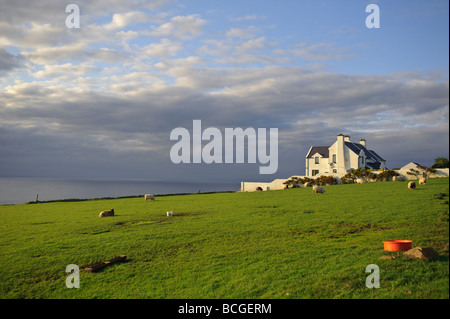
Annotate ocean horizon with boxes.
[0,177,239,205]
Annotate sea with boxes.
[0,177,239,205]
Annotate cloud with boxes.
[1,67,447,159]
[225,26,261,39]
[289,42,353,60]
[0,1,447,181]
[230,14,267,22]
[147,14,206,39]
[0,48,27,73]
[21,42,86,64]
[143,39,183,57]
[104,11,150,30]
[32,63,99,79]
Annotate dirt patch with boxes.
[328,222,391,238]
[290,228,318,236]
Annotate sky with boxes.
[0,0,448,184]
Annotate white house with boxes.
[305,134,386,177]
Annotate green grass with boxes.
[0,178,448,299]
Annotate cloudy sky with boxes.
[0,0,448,183]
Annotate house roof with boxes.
[400,162,423,170]
[306,146,329,158]
[345,142,385,162]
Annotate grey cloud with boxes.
[0,48,26,73]
[1,67,447,181]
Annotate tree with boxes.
[432,157,449,168]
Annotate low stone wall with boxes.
[241,169,449,192]
[241,176,306,192]
[395,168,449,180]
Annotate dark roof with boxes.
[306,146,329,158]
[345,142,385,162]
[366,162,382,169]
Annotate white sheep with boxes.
[145,194,155,201]
[312,185,325,194]
[303,182,310,188]
[167,211,173,217]
[419,177,426,185]
[99,208,114,218]
[408,181,416,190]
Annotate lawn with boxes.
[0,178,448,299]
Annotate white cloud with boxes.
[104,11,150,30]
[21,42,86,64]
[225,26,260,39]
[143,39,183,57]
[148,14,206,39]
[33,63,99,79]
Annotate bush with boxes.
[315,175,338,186]
[283,177,303,188]
[341,168,377,183]
[375,169,399,182]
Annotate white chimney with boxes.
[360,139,366,147]
[344,135,351,142]
[336,134,346,173]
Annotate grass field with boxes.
[0,178,448,299]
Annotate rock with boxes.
[403,247,440,261]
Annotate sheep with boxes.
[419,177,426,185]
[167,211,173,217]
[303,182,310,188]
[408,181,416,190]
[312,185,326,194]
[99,208,114,218]
[145,194,155,201]
[355,178,366,184]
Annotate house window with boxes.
[332,154,336,163]
[315,157,320,164]
[333,169,337,173]
[362,156,365,164]
[312,170,319,176]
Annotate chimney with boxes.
[360,139,366,147]
[336,134,346,173]
[344,135,351,142]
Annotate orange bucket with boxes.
[383,240,412,251]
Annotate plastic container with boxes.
[383,240,412,251]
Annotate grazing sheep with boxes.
[99,208,114,218]
[167,211,173,217]
[355,178,366,184]
[408,181,416,190]
[303,182,310,188]
[419,177,426,185]
[145,194,155,201]
[312,185,326,194]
